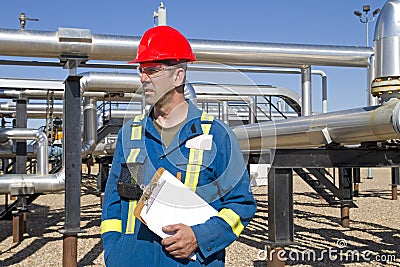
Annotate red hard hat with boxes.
[133,26,196,64]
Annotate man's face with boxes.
[138,63,179,105]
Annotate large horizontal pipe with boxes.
[0,168,65,194]
[233,99,400,151]
[0,102,63,113]
[0,128,48,175]
[0,28,372,67]
[80,72,141,93]
[0,89,138,101]
[0,75,301,111]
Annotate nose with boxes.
[140,73,150,83]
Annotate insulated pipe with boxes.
[0,110,62,119]
[0,74,299,111]
[93,141,117,157]
[374,0,400,78]
[0,169,65,194]
[0,102,63,113]
[0,102,62,118]
[233,98,400,151]
[312,70,328,113]
[222,101,229,125]
[79,72,141,94]
[301,65,312,116]
[0,128,48,175]
[0,28,372,67]
[368,55,379,106]
[81,97,97,157]
[0,89,138,101]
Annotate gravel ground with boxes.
[0,167,399,266]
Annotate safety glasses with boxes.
[137,64,177,77]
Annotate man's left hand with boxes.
[161,223,198,259]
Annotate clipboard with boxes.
[134,168,166,224]
[134,167,218,255]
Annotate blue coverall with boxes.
[101,100,257,266]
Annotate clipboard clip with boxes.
[142,179,166,212]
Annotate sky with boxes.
[0,0,389,116]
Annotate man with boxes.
[101,25,256,266]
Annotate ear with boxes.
[173,68,185,87]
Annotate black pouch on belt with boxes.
[117,162,144,200]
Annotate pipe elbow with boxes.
[79,72,91,95]
[81,139,96,157]
[34,130,48,145]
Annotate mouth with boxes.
[144,89,155,95]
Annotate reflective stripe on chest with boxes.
[126,112,214,192]
[184,111,214,192]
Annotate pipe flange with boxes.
[372,77,400,101]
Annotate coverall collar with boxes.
[143,100,204,154]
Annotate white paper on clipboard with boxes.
[140,168,217,260]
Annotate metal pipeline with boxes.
[0,89,137,101]
[0,128,48,175]
[92,141,117,157]
[374,0,400,78]
[79,72,141,94]
[81,97,97,157]
[233,98,400,151]
[0,168,65,194]
[0,28,372,68]
[0,102,63,118]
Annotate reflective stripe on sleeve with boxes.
[126,200,137,234]
[217,208,245,237]
[101,219,122,235]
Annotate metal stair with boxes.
[294,168,342,205]
[96,118,123,142]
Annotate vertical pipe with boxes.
[301,65,312,116]
[353,168,361,197]
[321,73,328,113]
[12,215,24,243]
[62,76,82,267]
[391,167,399,200]
[340,204,350,228]
[367,168,373,179]
[368,55,378,106]
[339,168,352,227]
[277,100,282,112]
[154,3,167,26]
[63,235,78,266]
[250,96,257,124]
[267,246,285,267]
[367,55,376,179]
[222,101,229,125]
[36,131,49,175]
